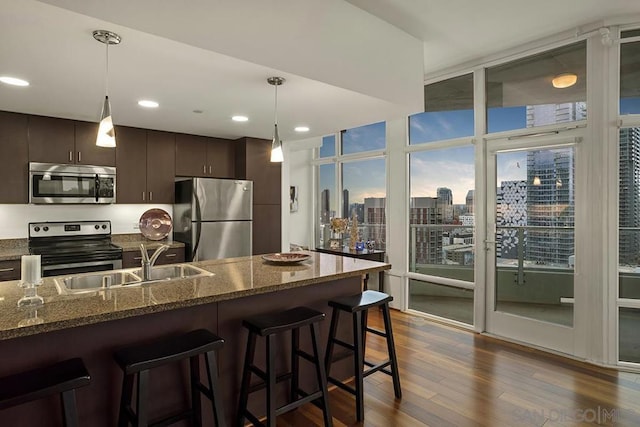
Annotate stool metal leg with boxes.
[266,334,276,427]
[205,350,226,427]
[118,374,134,427]
[352,311,365,422]
[324,308,340,375]
[136,370,150,427]
[310,322,333,427]
[290,327,300,403]
[382,304,402,399]
[236,331,257,427]
[190,355,203,427]
[60,389,79,427]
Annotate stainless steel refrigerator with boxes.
[173,178,253,261]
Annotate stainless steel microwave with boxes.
[29,162,116,204]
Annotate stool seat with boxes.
[115,329,226,427]
[328,290,392,313]
[0,358,90,410]
[114,329,224,375]
[243,306,325,336]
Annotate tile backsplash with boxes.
[0,204,173,239]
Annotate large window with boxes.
[486,41,587,133]
[620,36,640,115]
[315,123,386,252]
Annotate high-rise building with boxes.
[342,189,350,219]
[363,197,386,249]
[320,189,330,224]
[409,197,443,265]
[466,190,475,214]
[496,180,527,260]
[437,187,454,222]
[619,127,640,265]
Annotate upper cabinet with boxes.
[28,115,115,166]
[115,126,175,204]
[235,137,281,205]
[0,111,29,203]
[175,134,234,178]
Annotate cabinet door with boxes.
[207,137,235,178]
[155,247,185,265]
[146,130,175,204]
[115,126,147,203]
[175,134,207,177]
[0,260,21,281]
[0,111,28,203]
[28,115,75,164]
[252,204,282,255]
[244,138,281,205]
[74,121,116,166]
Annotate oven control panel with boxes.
[29,221,112,238]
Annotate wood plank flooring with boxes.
[277,309,640,426]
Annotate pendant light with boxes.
[267,77,285,163]
[551,73,577,89]
[93,30,121,148]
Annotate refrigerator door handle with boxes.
[192,188,203,262]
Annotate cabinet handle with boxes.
[0,267,15,272]
[209,165,212,174]
[165,253,177,258]
[203,165,206,174]
[77,151,82,163]
[69,151,73,162]
[149,191,153,201]
[133,256,142,260]
[142,192,145,201]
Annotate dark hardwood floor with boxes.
[277,309,640,426]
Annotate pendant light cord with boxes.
[105,41,109,97]
[274,82,278,126]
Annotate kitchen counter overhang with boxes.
[0,252,390,341]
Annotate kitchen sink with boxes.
[55,270,142,294]
[131,264,213,282]
[54,264,213,295]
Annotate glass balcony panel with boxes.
[408,279,473,325]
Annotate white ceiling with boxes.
[1,0,640,143]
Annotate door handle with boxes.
[203,165,206,174]
[142,192,145,201]
[149,191,153,201]
[69,151,73,162]
[0,267,15,272]
[209,165,212,174]
[78,151,82,163]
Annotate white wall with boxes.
[0,204,172,239]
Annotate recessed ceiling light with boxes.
[294,126,310,132]
[232,115,249,122]
[193,109,203,114]
[0,76,29,87]
[138,100,159,108]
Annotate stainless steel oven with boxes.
[29,221,123,277]
[29,162,116,204]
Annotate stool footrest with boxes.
[247,372,293,394]
[241,410,264,427]
[331,338,355,351]
[296,349,315,363]
[275,391,323,416]
[327,376,356,395]
[366,327,387,338]
[363,360,392,378]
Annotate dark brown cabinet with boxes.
[0,111,29,203]
[235,137,281,254]
[121,247,185,268]
[28,116,115,166]
[116,127,175,204]
[0,260,21,281]
[175,134,234,178]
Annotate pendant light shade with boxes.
[267,77,285,163]
[551,73,577,89]
[97,95,115,147]
[93,30,121,148]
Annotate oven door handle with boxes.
[95,174,100,203]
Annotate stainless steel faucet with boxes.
[140,243,170,281]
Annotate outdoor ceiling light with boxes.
[267,77,285,163]
[93,30,121,148]
[552,73,577,89]
[533,176,541,186]
[0,76,29,86]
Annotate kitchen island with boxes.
[0,252,390,426]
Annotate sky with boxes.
[319,98,640,207]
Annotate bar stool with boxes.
[114,329,225,427]
[0,357,90,427]
[236,306,332,427]
[325,290,401,421]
